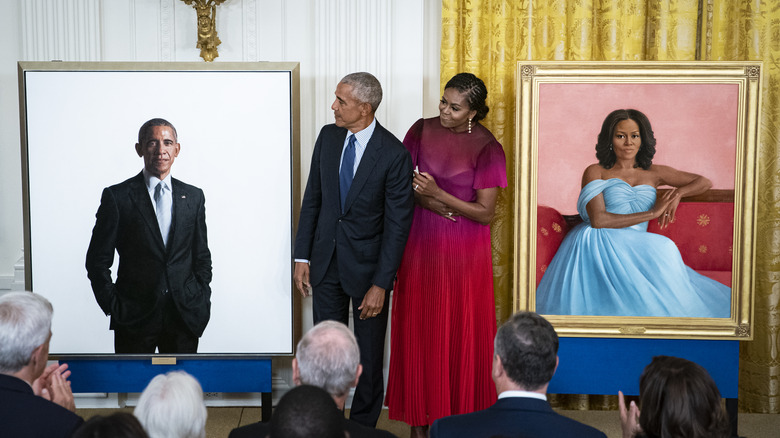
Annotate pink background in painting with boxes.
[536,83,738,214]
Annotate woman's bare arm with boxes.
[413,172,499,225]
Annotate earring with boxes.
[609,143,613,151]
[468,118,472,134]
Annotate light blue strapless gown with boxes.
[536,179,731,318]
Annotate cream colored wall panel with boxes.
[0,0,24,277]
[21,0,101,61]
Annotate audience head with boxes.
[444,72,489,122]
[493,311,558,391]
[638,356,729,438]
[73,412,149,438]
[270,385,346,438]
[595,108,656,170]
[339,72,383,113]
[0,292,53,376]
[294,320,361,400]
[134,371,207,438]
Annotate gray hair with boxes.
[296,320,360,398]
[134,371,207,438]
[0,292,53,374]
[340,72,383,112]
[494,312,558,391]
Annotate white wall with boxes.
[0,0,441,405]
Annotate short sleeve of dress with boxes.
[473,139,507,190]
[402,118,425,168]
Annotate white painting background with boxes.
[23,69,294,354]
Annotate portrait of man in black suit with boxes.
[294,72,414,427]
[86,118,213,354]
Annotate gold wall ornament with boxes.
[181,0,226,62]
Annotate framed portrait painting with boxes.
[19,61,300,356]
[514,61,760,340]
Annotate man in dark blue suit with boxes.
[294,72,414,427]
[86,118,212,354]
[430,312,607,438]
[0,292,83,437]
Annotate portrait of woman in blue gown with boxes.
[536,109,731,318]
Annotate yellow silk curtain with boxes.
[441,0,780,413]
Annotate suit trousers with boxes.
[313,255,389,428]
[114,292,199,354]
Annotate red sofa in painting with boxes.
[536,190,734,288]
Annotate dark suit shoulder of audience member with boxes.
[0,292,84,438]
[73,412,149,438]
[0,373,84,438]
[430,312,606,438]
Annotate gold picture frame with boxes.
[514,61,760,340]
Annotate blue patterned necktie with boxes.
[339,134,356,212]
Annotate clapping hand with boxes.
[619,390,642,438]
[33,362,76,412]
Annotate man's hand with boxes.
[35,362,76,412]
[358,285,386,320]
[32,362,70,397]
[294,262,312,297]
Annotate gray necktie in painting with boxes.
[154,182,171,247]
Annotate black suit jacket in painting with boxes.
[294,122,414,296]
[86,172,212,337]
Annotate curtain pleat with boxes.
[702,0,780,415]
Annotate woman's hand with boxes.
[414,172,457,221]
[413,171,440,197]
[417,195,457,221]
[619,390,642,438]
[651,188,681,229]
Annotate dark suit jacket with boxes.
[430,397,607,438]
[228,418,398,438]
[294,122,413,296]
[0,373,83,438]
[86,172,212,336]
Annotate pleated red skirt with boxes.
[385,207,498,426]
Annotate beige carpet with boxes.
[77,407,780,438]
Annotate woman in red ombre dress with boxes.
[385,73,507,438]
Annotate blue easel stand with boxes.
[550,338,739,436]
[65,358,274,421]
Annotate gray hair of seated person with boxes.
[0,292,53,374]
[493,311,558,391]
[340,72,383,113]
[134,371,207,438]
[296,320,360,398]
[638,356,730,438]
[270,385,346,438]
